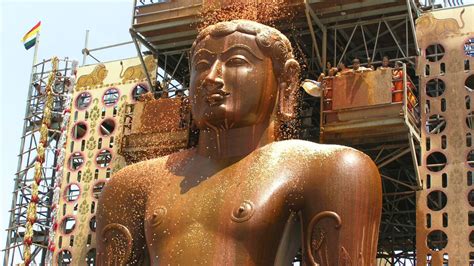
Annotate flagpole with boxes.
[31,32,40,67]
[27,32,40,99]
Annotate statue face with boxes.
[190,32,278,129]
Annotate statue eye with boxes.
[195,60,210,72]
[226,57,249,67]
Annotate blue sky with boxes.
[0,0,137,261]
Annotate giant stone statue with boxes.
[96,20,382,265]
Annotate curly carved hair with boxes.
[190,20,295,77]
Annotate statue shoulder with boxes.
[268,140,377,175]
[106,148,194,192]
[267,139,348,160]
[107,156,169,192]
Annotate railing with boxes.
[321,68,401,113]
[135,0,170,7]
[399,63,421,142]
[321,77,333,112]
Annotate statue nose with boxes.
[203,77,224,92]
[203,61,224,92]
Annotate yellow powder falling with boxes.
[198,0,297,31]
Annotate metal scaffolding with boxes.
[367,143,420,265]
[299,0,422,79]
[129,28,189,98]
[3,58,76,265]
[130,0,425,93]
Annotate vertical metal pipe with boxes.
[407,0,420,55]
[305,6,322,68]
[131,0,138,26]
[406,16,409,56]
[361,25,369,61]
[163,54,168,91]
[333,27,337,66]
[131,35,154,93]
[82,30,90,66]
[371,21,382,61]
[32,33,40,67]
[322,28,327,71]
[403,63,408,115]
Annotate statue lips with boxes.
[205,89,229,106]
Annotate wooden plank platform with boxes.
[131,0,413,52]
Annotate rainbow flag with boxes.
[22,21,41,50]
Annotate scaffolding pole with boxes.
[3,58,75,266]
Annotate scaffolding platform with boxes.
[132,0,202,51]
[131,0,414,52]
[320,68,420,145]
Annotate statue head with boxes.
[189,20,300,132]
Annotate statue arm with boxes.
[300,148,382,266]
[96,169,149,265]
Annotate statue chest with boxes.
[143,161,300,261]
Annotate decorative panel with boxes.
[416,6,474,265]
[51,56,156,265]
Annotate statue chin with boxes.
[192,102,268,131]
[191,107,226,130]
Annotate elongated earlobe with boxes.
[278,59,300,121]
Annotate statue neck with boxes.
[196,121,276,160]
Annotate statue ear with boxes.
[278,59,300,121]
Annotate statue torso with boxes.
[98,139,382,266]
[143,140,308,265]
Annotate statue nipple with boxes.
[231,200,254,223]
[150,206,167,227]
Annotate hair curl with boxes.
[190,20,295,77]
